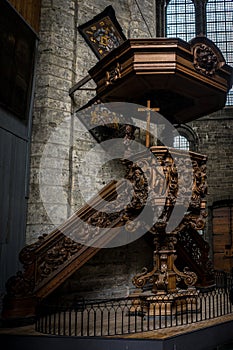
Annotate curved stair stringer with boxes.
[1,179,135,321]
[2,151,149,322]
[2,146,215,321]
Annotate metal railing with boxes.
[35,271,233,337]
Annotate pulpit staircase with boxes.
[176,227,214,289]
[2,146,214,321]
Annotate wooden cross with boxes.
[138,100,160,148]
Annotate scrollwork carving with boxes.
[132,266,157,289]
[173,265,198,287]
[3,146,212,310]
[105,62,121,86]
[19,233,48,267]
[131,147,213,294]
[190,160,207,209]
[36,237,81,283]
[193,44,218,76]
[75,162,148,244]
[5,271,34,297]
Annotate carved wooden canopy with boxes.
[89,37,233,123]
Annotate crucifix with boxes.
[138,100,160,148]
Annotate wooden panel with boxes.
[0,1,37,123]
[0,127,28,292]
[88,37,233,124]
[214,253,233,272]
[8,0,41,32]
[0,2,37,297]
[213,234,226,248]
[213,206,233,271]
[213,253,225,270]
[213,225,230,234]
[213,208,229,216]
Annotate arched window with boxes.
[165,0,233,106]
[166,0,196,42]
[173,135,189,150]
[206,0,233,105]
[173,124,197,151]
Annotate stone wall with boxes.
[51,235,154,301]
[27,0,156,243]
[27,0,77,242]
[189,108,233,254]
[190,109,233,207]
[26,0,156,299]
[26,0,233,297]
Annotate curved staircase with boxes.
[2,147,214,321]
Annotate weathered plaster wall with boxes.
[27,0,156,243]
[189,109,233,257]
[25,0,156,299]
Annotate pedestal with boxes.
[130,288,199,317]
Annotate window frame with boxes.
[174,124,198,152]
[164,0,233,107]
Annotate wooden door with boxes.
[0,1,38,294]
[213,205,233,271]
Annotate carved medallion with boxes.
[193,43,218,76]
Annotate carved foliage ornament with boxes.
[4,147,209,299]
[132,235,198,291]
[193,43,218,76]
[36,237,82,284]
[76,162,148,243]
[5,236,82,297]
[105,62,122,86]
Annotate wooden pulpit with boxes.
[2,36,233,322]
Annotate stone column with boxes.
[27,0,77,243]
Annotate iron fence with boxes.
[35,271,233,337]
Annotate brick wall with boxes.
[51,235,154,301]
[189,109,233,259]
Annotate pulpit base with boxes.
[130,288,199,317]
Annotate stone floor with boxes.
[1,313,233,340]
[1,315,233,350]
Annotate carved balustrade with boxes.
[2,144,214,320]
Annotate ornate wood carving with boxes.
[131,147,214,294]
[36,237,82,284]
[89,37,233,123]
[105,62,122,86]
[193,43,218,76]
[78,5,126,59]
[2,181,118,319]
[2,146,214,320]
